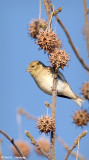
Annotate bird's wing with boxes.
[46,66,67,82]
[57,70,67,82]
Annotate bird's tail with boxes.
[72,94,84,107]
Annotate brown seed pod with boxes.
[28,19,48,38]
[35,30,61,53]
[72,109,89,127]
[11,140,30,157]
[35,138,50,155]
[37,115,56,134]
[49,49,69,69]
[81,81,89,100]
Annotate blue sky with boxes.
[0,0,89,159]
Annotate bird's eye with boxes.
[31,65,34,68]
[37,62,40,65]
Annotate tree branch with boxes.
[55,15,89,72]
[49,73,57,160]
[83,0,89,56]
[18,108,36,121]
[0,130,25,160]
[45,101,52,108]
[56,135,86,160]
[43,0,51,29]
[0,139,4,160]
[42,1,57,159]
[64,130,87,160]
[25,130,49,158]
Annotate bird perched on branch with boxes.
[27,61,84,107]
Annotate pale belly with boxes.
[35,76,65,95]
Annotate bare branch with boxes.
[0,130,25,160]
[25,130,49,158]
[0,139,4,160]
[39,0,41,19]
[51,73,57,120]
[52,7,62,16]
[42,1,57,159]
[83,0,89,56]
[43,0,51,29]
[55,15,89,72]
[56,135,86,160]
[49,73,57,160]
[64,130,87,160]
[45,101,52,108]
[18,108,36,121]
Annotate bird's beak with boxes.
[26,68,30,72]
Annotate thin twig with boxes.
[43,1,57,159]
[76,140,79,160]
[17,113,23,140]
[83,0,89,56]
[39,0,41,19]
[25,130,49,158]
[45,101,52,108]
[49,73,57,160]
[55,15,89,72]
[64,130,87,160]
[56,135,86,160]
[0,130,25,160]
[51,73,57,120]
[52,7,62,16]
[43,0,51,29]
[18,108,36,121]
[43,0,50,21]
[0,139,4,160]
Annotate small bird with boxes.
[27,61,84,107]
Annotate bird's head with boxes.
[26,61,44,78]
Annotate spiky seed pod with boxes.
[37,115,56,134]
[72,109,89,127]
[81,81,89,100]
[49,49,69,69]
[11,140,30,157]
[28,19,48,39]
[35,30,61,53]
[35,138,50,155]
